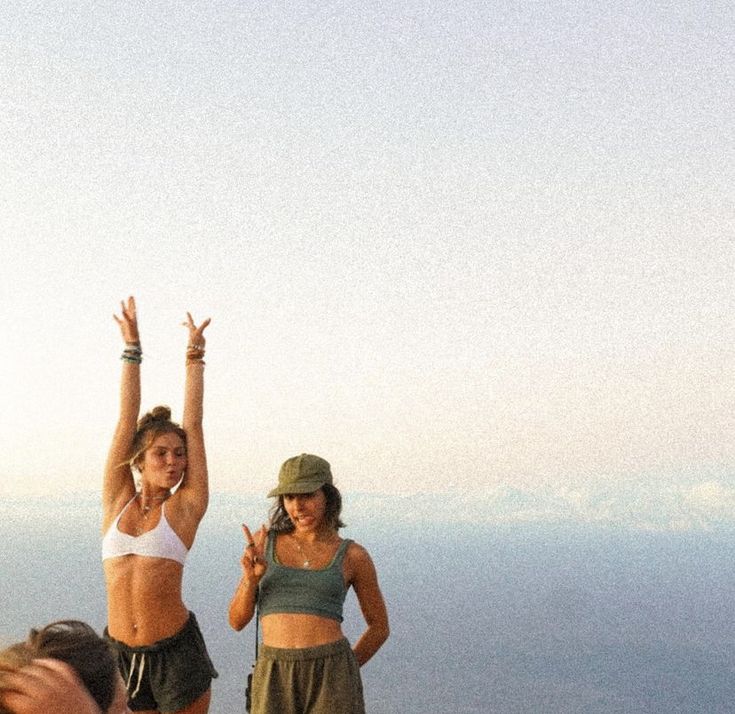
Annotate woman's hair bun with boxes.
[129,406,185,471]
[137,405,172,430]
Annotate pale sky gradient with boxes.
[1,2,734,504]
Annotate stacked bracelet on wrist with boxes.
[121,343,142,364]
[186,343,205,365]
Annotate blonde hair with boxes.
[129,405,187,471]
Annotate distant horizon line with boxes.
[3,483,735,533]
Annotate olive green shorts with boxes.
[251,638,364,714]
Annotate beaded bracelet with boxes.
[121,344,143,364]
[186,348,205,366]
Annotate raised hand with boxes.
[113,296,140,345]
[228,523,268,630]
[240,523,268,583]
[183,312,211,349]
[0,658,105,714]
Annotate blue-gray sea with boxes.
[1,493,734,713]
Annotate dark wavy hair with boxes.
[268,484,346,532]
[129,405,187,471]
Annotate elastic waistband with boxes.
[104,611,199,653]
[259,637,351,662]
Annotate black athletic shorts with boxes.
[105,612,218,713]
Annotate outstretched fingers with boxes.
[123,296,136,319]
[183,312,211,347]
[242,524,262,559]
[241,523,267,579]
[113,296,139,344]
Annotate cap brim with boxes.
[267,480,326,498]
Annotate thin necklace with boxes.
[290,533,336,569]
[135,491,171,536]
[291,536,312,569]
[135,493,169,534]
[138,492,168,515]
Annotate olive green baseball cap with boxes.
[267,454,333,497]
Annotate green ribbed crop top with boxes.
[257,531,352,623]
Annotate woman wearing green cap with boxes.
[229,454,389,714]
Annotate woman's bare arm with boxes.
[102,297,140,529]
[348,543,390,666]
[176,312,211,522]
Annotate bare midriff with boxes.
[261,613,344,648]
[104,555,189,645]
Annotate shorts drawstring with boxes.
[125,652,147,700]
[103,612,217,710]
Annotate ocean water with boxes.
[1,494,735,713]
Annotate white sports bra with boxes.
[102,496,189,565]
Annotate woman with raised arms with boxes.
[101,297,217,714]
[229,453,390,714]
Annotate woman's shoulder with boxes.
[343,539,374,565]
[342,539,381,588]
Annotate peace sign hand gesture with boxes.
[229,523,268,630]
[240,524,268,584]
[113,296,140,345]
[183,312,211,349]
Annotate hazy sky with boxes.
[2,1,733,503]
